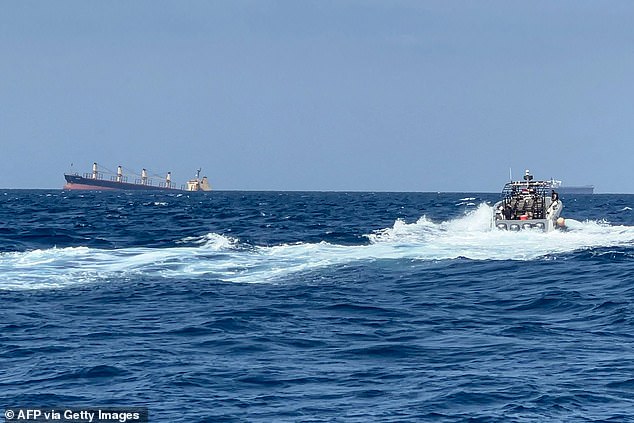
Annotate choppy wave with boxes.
[2,204,633,290]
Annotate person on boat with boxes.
[503,204,513,220]
[546,190,560,218]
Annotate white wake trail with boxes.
[2,204,633,289]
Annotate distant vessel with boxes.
[546,179,594,195]
[63,163,211,191]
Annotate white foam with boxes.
[177,233,239,250]
[367,204,634,261]
[2,204,633,290]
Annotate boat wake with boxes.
[2,204,633,290]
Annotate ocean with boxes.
[1,190,633,422]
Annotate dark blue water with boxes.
[1,190,633,421]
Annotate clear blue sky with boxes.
[1,1,633,192]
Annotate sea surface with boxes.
[1,190,633,422]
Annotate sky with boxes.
[1,0,633,192]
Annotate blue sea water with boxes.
[1,190,633,422]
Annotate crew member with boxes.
[546,190,560,218]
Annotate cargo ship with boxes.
[63,163,211,191]
[546,179,594,195]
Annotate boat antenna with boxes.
[523,169,533,188]
[509,167,512,182]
